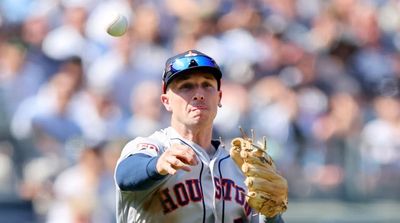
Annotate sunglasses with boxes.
[164,55,219,79]
[162,51,222,93]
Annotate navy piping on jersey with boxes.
[199,161,206,223]
[171,138,206,223]
[218,155,230,223]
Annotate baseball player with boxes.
[114,50,288,223]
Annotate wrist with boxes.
[147,156,167,179]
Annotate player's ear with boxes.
[218,91,222,107]
[161,94,172,111]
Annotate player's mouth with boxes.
[190,105,208,111]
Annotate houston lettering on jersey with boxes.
[159,179,202,213]
[214,177,252,216]
[158,177,251,216]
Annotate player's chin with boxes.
[190,108,207,116]
[190,114,207,122]
[193,108,216,117]
[189,112,211,122]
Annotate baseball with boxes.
[106,14,128,37]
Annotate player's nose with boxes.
[192,89,205,101]
[193,95,205,100]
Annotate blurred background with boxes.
[0,0,399,222]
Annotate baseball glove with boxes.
[230,128,288,218]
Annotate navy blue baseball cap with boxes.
[162,50,222,93]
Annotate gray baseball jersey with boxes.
[115,127,262,223]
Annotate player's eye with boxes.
[202,82,211,87]
[179,83,194,90]
[201,82,215,90]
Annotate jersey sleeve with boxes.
[115,136,168,191]
[118,136,165,161]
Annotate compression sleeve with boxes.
[115,153,166,191]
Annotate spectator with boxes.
[0,0,400,221]
[46,140,109,223]
[125,81,164,138]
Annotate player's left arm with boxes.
[230,131,288,222]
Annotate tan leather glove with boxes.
[230,129,288,217]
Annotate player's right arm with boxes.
[115,139,197,191]
[156,143,198,175]
[115,154,165,191]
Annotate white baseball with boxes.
[106,14,128,37]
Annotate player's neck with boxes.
[171,123,213,149]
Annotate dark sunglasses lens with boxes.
[170,56,216,74]
[170,58,188,71]
[193,56,216,66]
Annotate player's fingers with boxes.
[166,156,191,172]
[157,160,176,175]
[164,164,177,175]
[172,164,191,172]
[169,144,198,166]
[176,153,198,166]
[157,153,180,175]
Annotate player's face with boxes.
[161,72,222,128]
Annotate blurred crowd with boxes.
[0,0,400,222]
